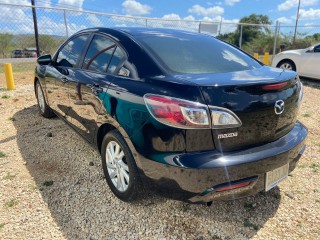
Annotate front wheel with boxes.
[278,60,296,71]
[35,81,55,118]
[101,129,143,202]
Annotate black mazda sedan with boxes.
[34,27,307,204]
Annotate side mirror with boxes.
[37,54,52,65]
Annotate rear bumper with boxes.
[136,121,307,203]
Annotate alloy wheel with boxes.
[37,83,45,113]
[280,62,293,70]
[105,141,129,192]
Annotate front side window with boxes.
[56,34,89,67]
[83,35,116,73]
[139,33,262,74]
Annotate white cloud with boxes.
[162,13,181,20]
[57,0,84,10]
[161,14,196,21]
[184,15,195,21]
[188,4,224,18]
[276,16,292,24]
[37,0,51,7]
[277,0,318,11]
[299,8,320,20]
[122,0,152,15]
[0,0,30,5]
[225,0,240,6]
[86,14,102,26]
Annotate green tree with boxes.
[237,14,272,45]
[38,35,61,55]
[0,33,13,57]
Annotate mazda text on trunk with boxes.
[34,28,307,205]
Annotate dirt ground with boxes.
[0,71,319,240]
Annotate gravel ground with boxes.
[0,72,319,240]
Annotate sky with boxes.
[0,0,319,36]
[37,0,320,25]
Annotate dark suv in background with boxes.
[34,28,307,205]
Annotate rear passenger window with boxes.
[56,34,89,67]
[107,47,125,74]
[83,35,116,73]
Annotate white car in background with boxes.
[272,43,320,80]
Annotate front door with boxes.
[300,44,320,79]
[47,34,90,119]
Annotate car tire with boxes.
[35,81,55,118]
[101,129,143,202]
[277,60,296,71]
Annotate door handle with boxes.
[91,84,103,96]
[61,77,68,83]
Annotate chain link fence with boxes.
[0,3,319,68]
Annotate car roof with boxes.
[77,27,202,39]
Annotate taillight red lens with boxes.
[262,82,288,90]
[144,94,210,129]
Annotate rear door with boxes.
[300,44,320,79]
[68,34,126,143]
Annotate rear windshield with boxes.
[139,33,261,74]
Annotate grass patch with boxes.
[314,189,319,193]
[3,172,16,180]
[0,62,36,73]
[0,87,6,91]
[8,117,16,122]
[0,223,5,229]
[303,113,311,118]
[310,163,319,173]
[4,199,19,208]
[0,151,6,158]
[243,219,260,230]
[43,180,54,187]
[1,94,10,99]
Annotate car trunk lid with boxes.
[175,67,301,152]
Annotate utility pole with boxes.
[31,0,40,57]
[292,0,301,48]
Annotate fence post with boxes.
[145,19,147,28]
[239,24,243,49]
[31,0,40,57]
[218,16,222,35]
[198,22,201,33]
[272,21,279,60]
[63,10,69,37]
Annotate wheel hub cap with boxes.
[105,141,129,192]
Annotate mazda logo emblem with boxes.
[275,100,285,115]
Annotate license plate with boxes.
[265,163,289,191]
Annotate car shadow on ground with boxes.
[301,77,320,89]
[13,105,281,239]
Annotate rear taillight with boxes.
[144,94,210,129]
[144,94,242,129]
[210,107,242,129]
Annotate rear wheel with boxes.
[277,60,296,71]
[101,129,143,202]
[35,81,55,118]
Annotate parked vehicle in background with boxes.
[272,43,320,80]
[11,49,24,58]
[24,48,38,58]
[34,28,307,205]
